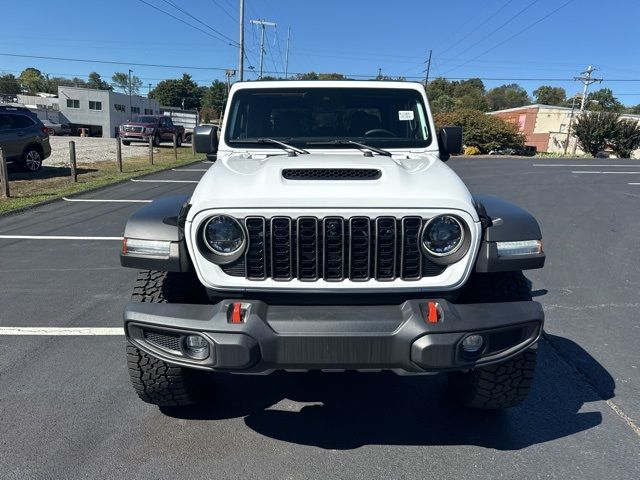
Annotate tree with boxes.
[430,95,456,113]
[628,104,640,115]
[434,109,524,153]
[45,75,83,94]
[486,84,530,111]
[586,88,624,112]
[87,72,111,90]
[572,111,620,156]
[201,80,227,118]
[427,77,487,112]
[611,119,640,158]
[149,73,202,109]
[533,86,566,106]
[18,67,46,94]
[0,73,21,95]
[293,72,347,80]
[112,72,142,94]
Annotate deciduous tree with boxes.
[486,84,530,111]
[572,111,620,156]
[0,73,20,95]
[112,72,142,94]
[611,119,640,158]
[533,85,566,105]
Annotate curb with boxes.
[0,158,205,219]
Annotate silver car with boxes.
[42,119,71,136]
[0,111,51,171]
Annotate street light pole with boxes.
[128,69,133,118]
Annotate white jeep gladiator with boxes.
[120,81,545,410]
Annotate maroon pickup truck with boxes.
[118,115,185,147]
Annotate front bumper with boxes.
[120,134,151,142]
[124,299,543,373]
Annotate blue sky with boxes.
[1,0,638,105]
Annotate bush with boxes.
[611,119,640,158]
[434,109,524,153]
[572,111,619,157]
[464,146,481,156]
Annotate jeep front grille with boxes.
[221,216,446,281]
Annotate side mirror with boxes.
[438,126,463,161]
[193,125,218,159]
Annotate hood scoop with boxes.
[282,168,382,180]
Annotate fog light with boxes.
[461,334,484,353]
[184,335,209,359]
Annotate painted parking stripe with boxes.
[0,235,122,240]
[534,164,640,167]
[130,179,199,183]
[63,197,152,203]
[629,183,640,185]
[171,168,208,172]
[572,171,640,174]
[0,327,124,335]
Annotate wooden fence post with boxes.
[116,137,123,173]
[148,136,154,165]
[172,133,178,161]
[0,148,10,198]
[69,141,77,182]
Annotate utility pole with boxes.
[224,69,236,97]
[284,26,291,79]
[424,49,433,85]
[250,19,277,79]
[571,65,603,154]
[563,95,578,155]
[128,69,133,118]
[238,0,245,81]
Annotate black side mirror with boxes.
[193,125,219,159]
[438,126,463,161]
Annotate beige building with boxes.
[488,104,640,157]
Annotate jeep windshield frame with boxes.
[225,87,432,150]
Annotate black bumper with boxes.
[124,299,543,373]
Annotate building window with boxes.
[66,99,80,109]
[131,106,140,114]
[144,108,153,115]
[89,101,102,111]
[114,104,126,112]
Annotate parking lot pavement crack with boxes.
[542,334,640,438]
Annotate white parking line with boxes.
[130,179,199,183]
[629,183,640,185]
[0,235,122,240]
[534,164,640,167]
[63,197,152,203]
[0,327,124,335]
[572,171,640,174]
[171,168,208,172]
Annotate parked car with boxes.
[42,119,71,136]
[118,115,185,147]
[0,103,38,119]
[488,146,537,156]
[0,110,51,171]
[120,81,546,412]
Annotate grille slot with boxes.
[221,216,447,281]
[144,330,181,352]
[282,168,382,180]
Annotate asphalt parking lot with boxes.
[1,156,639,479]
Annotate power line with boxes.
[160,0,238,45]
[209,0,237,23]
[136,0,236,46]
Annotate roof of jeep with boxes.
[229,80,425,93]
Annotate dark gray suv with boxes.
[0,110,51,171]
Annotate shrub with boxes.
[434,109,524,153]
[611,119,640,158]
[572,111,620,157]
[464,146,481,156]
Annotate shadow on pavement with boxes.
[162,336,612,450]
[8,165,98,180]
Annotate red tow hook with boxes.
[426,301,440,324]
[230,302,245,324]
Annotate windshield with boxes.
[131,116,158,123]
[225,87,431,149]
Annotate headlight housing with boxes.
[421,215,469,264]
[144,127,155,134]
[201,215,246,263]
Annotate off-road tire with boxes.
[126,270,211,407]
[122,140,131,146]
[448,271,538,409]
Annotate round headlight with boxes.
[422,215,464,256]
[202,215,245,255]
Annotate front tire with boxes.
[126,270,211,407]
[448,271,538,409]
[176,135,182,147]
[122,140,131,146]
[21,147,43,172]
[153,133,161,147]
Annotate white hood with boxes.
[189,151,477,218]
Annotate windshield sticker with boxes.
[398,110,414,121]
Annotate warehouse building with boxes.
[489,104,640,155]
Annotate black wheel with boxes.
[122,140,131,146]
[48,128,56,136]
[21,147,43,172]
[176,135,182,147]
[448,271,538,409]
[126,270,211,407]
[153,133,161,147]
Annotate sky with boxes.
[1,0,639,105]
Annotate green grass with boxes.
[0,148,203,214]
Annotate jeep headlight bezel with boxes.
[200,215,246,264]
[421,215,470,265]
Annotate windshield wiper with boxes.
[306,139,392,157]
[241,138,309,156]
